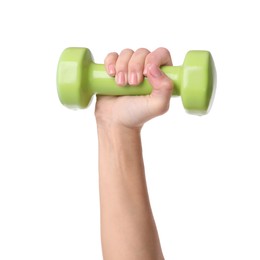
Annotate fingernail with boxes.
[148,64,163,78]
[129,72,138,85]
[116,72,126,86]
[108,64,116,75]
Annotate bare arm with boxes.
[95,48,173,260]
[97,125,163,260]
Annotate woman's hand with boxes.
[95,47,173,129]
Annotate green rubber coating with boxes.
[57,47,216,115]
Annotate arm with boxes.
[97,124,163,260]
[95,48,173,260]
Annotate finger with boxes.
[144,47,173,75]
[115,48,134,86]
[104,52,119,76]
[128,48,150,86]
[146,64,173,116]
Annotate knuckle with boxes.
[104,52,118,63]
[136,48,150,55]
[120,48,134,55]
[156,47,171,56]
[116,49,134,71]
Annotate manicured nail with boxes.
[148,64,163,78]
[129,72,138,85]
[116,72,126,86]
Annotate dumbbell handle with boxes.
[87,63,181,96]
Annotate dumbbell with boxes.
[57,47,216,115]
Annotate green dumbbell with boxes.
[57,47,216,115]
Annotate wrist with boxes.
[96,122,141,139]
[96,122,143,175]
[96,118,142,134]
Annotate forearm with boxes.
[97,125,164,260]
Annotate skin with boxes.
[95,47,173,260]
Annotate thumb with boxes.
[146,64,173,115]
[147,64,173,99]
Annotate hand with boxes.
[95,47,173,130]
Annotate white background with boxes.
[0,0,259,259]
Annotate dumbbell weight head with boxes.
[57,48,94,109]
[181,51,216,115]
[57,48,216,114]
